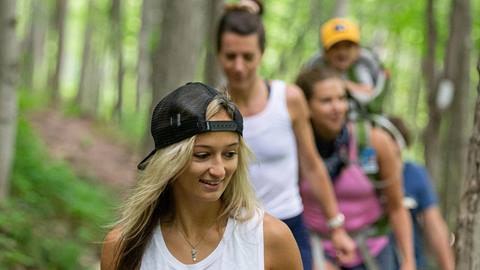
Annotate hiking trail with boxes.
[29,110,138,191]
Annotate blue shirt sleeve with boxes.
[402,162,438,213]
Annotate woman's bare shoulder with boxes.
[101,227,122,270]
[263,214,302,270]
[263,214,291,239]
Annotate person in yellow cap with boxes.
[303,18,386,109]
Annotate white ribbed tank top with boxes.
[140,211,264,270]
[243,80,303,219]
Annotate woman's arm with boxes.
[285,84,356,263]
[422,206,455,270]
[101,228,121,270]
[371,128,415,270]
[263,214,303,270]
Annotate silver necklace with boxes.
[175,222,215,262]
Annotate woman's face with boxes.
[173,110,240,203]
[309,78,349,139]
[218,32,263,90]
[325,41,360,72]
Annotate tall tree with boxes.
[75,0,101,117]
[151,0,207,104]
[110,0,125,121]
[423,0,441,182]
[21,0,48,92]
[203,0,224,87]
[333,0,348,17]
[135,0,165,111]
[76,0,94,108]
[0,0,19,200]
[422,0,472,224]
[271,0,331,79]
[454,55,480,270]
[49,0,67,106]
[438,0,472,223]
[145,0,207,152]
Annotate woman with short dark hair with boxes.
[216,1,356,269]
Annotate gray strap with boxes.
[315,227,383,270]
[354,233,380,270]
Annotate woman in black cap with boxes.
[100,82,302,270]
[216,1,356,269]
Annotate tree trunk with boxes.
[423,0,442,185]
[145,0,207,153]
[111,0,125,121]
[408,61,423,139]
[454,55,480,270]
[275,0,327,78]
[21,0,47,92]
[88,54,102,117]
[0,0,18,200]
[76,0,94,108]
[75,0,103,117]
[383,35,402,113]
[151,0,207,103]
[135,0,165,111]
[333,0,349,17]
[439,0,472,224]
[203,0,224,88]
[49,0,67,106]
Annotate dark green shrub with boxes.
[0,118,117,269]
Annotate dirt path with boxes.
[29,110,138,191]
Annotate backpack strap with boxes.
[355,119,380,178]
[369,114,406,150]
[354,120,392,239]
[356,119,370,153]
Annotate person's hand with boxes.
[331,228,356,264]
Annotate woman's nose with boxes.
[208,158,226,179]
[333,99,347,113]
[233,57,245,72]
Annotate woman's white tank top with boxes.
[140,211,264,270]
[244,80,303,219]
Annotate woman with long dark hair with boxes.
[296,67,415,270]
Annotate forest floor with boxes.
[29,109,138,192]
[28,109,139,269]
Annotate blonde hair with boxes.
[112,97,258,269]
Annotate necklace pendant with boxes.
[191,248,198,262]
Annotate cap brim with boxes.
[324,35,360,50]
[137,149,157,170]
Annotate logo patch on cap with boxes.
[334,24,346,32]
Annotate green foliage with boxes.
[0,118,117,269]
[16,0,480,163]
[18,89,49,111]
[261,0,335,82]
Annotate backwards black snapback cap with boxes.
[137,82,243,170]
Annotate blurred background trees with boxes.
[0,0,479,268]
[0,0,18,200]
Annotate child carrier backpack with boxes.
[304,47,390,120]
[349,48,390,115]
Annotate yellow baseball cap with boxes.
[321,18,360,50]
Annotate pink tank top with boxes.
[300,124,388,267]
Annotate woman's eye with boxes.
[193,153,209,159]
[243,53,254,62]
[224,151,238,159]
[226,53,236,60]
